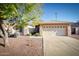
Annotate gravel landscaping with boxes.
[0,36,43,56]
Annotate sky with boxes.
[41,3,79,22]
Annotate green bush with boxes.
[34,33,40,36]
[26,33,31,36]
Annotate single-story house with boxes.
[71,23,79,35]
[39,21,79,36]
[23,25,35,35]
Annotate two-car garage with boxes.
[40,22,69,36]
[43,26,66,36]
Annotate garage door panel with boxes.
[42,27,66,36]
[56,28,66,36]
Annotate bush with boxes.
[34,33,40,36]
[26,34,31,36]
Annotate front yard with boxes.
[0,36,43,56]
[0,34,79,56]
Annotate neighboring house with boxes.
[23,25,35,35]
[39,21,79,36]
[71,23,79,35]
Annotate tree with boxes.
[0,3,42,47]
[32,19,42,26]
[17,4,42,28]
[16,4,42,34]
[0,4,19,47]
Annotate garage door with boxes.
[42,26,66,36]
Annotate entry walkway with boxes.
[43,32,79,56]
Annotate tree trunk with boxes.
[0,20,9,47]
[2,24,9,47]
[2,25,9,47]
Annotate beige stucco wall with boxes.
[68,25,71,36]
[40,25,43,36]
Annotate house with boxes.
[71,22,79,35]
[39,21,79,36]
[23,25,35,35]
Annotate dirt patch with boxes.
[0,36,43,56]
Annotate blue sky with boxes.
[41,3,79,22]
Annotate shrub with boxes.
[34,33,40,36]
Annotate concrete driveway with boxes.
[43,32,79,56]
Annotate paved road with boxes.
[43,32,79,56]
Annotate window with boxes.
[57,26,59,28]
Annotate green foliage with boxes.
[0,4,18,19]
[0,3,43,28]
[17,3,43,28]
[32,19,41,26]
[16,19,28,28]
[33,33,40,36]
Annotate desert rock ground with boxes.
[0,36,43,56]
